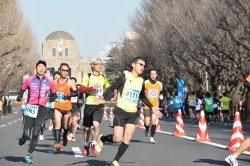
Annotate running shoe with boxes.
[82,146,90,156]
[96,134,104,153]
[18,137,26,145]
[91,144,99,156]
[39,135,44,141]
[67,133,72,141]
[224,123,227,126]
[145,130,149,137]
[24,155,33,164]
[150,137,156,144]
[111,160,120,166]
[55,143,62,152]
[62,136,68,146]
[48,126,52,131]
[225,155,239,166]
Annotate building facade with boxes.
[41,30,91,83]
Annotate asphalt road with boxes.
[0,108,250,166]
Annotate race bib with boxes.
[189,100,195,105]
[71,97,78,103]
[175,99,180,103]
[207,100,213,105]
[148,89,158,99]
[92,83,103,96]
[213,104,218,108]
[24,104,39,118]
[124,87,140,103]
[56,92,68,103]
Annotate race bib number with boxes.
[92,83,103,96]
[213,104,218,108]
[124,88,140,103]
[207,100,213,105]
[148,89,158,99]
[189,100,196,105]
[24,104,39,118]
[71,97,77,103]
[175,99,180,103]
[56,92,68,103]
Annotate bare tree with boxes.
[111,0,250,118]
[0,0,38,95]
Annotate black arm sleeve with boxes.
[139,82,153,109]
[16,89,25,102]
[103,75,124,98]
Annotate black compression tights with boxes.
[28,125,41,154]
[40,121,45,135]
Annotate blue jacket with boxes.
[172,96,183,108]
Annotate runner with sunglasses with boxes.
[17,60,55,164]
[53,63,100,152]
[94,57,163,166]
[81,58,110,157]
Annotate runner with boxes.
[81,58,110,157]
[172,92,183,118]
[53,63,98,152]
[16,60,55,164]
[220,92,232,126]
[188,91,196,123]
[69,78,83,141]
[203,92,214,126]
[143,69,162,143]
[195,94,203,121]
[94,57,163,166]
[212,93,220,125]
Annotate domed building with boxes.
[42,30,91,83]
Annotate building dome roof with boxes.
[45,30,75,40]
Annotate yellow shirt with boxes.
[81,74,109,105]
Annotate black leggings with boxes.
[22,106,46,154]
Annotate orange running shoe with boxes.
[82,146,89,156]
[55,143,62,152]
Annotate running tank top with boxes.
[54,80,72,111]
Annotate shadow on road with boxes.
[193,158,227,165]
[66,160,135,166]
[3,156,24,163]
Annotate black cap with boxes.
[36,60,46,67]
[121,67,130,73]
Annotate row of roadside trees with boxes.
[0,0,38,96]
[105,0,250,119]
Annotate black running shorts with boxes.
[110,106,138,128]
[83,104,104,127]
[71,106,80,117]
[222,110,229,114]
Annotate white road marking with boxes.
[0,125,6,127]
[18,119,21,120]
[8,122,12,124]
[72,147,84,157]
[192,125,198,127]
[142,128,250,155]
[14,111,18,114]
[13,121,17,122]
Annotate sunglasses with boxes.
[61,69,69,72]
[135,63,145,67]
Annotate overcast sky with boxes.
[19,0,140,58]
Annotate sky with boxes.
[19,0,140,58]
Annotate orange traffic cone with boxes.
[156,118,162,131]
[227,111,246,151]
[173,109,187,136]
[194,110,211,142]
[102,108,108,120]
[137,108,145,128]
[109,108,114,121]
